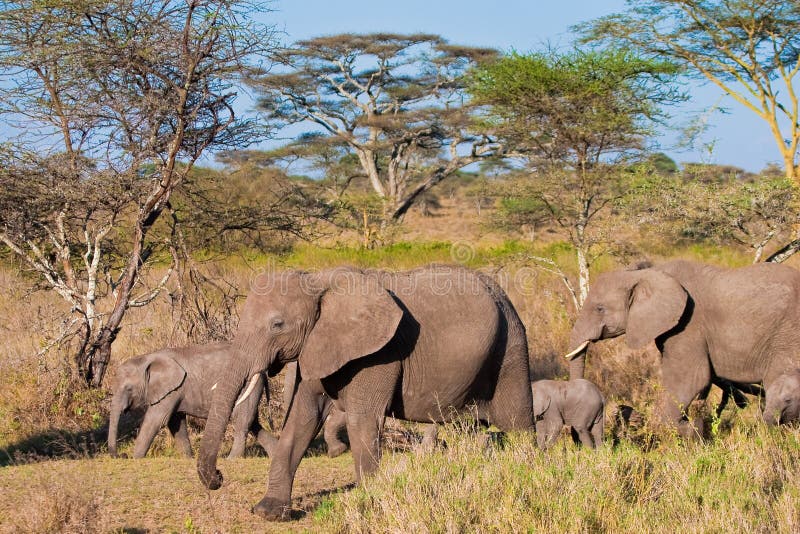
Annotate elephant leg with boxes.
[252,379,330,521]
[229,388,262,459]
[574,427,595,448]
[535,417,562,450]
[228,420,248,459]
[419,423,438,452]
[488,344,535,431]
[590,417,604,448]
[250,419,278,458]
[346,411,386,482]
[658,334,710,439]
[133,403,174,458]
[167,413,193,457]
[324,408,348,458]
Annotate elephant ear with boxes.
[531,383,552,420]
[299,271,403,381]
[626,270,687,350]
[145,354,187,405]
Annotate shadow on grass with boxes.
[289,482,358,521]
[0,412,142,467]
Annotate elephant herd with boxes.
[108,260,800,521]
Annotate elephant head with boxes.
[763,370,800,426]
[107,353,187,457]
[197,268,403,489]
[565,266,687,379]
[531,382,553,421]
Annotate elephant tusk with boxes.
[234,374,260,407]
[564,340,590,360]
[211,383,217,391]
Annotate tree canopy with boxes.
[468,49,683,170]
[468,48,682,305]
[0,0,277,386]
[248,32,503,222]
[578,0,800,184]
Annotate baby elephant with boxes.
[763,370,800,426]
[108,342,277,459]
[532,379,605,450]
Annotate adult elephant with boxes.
[197,265,533,520]
[564,260,800,436]
[108,342,277,458]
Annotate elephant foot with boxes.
[252,496,292,521]
[327,442,347,458]
[198,467,223,490]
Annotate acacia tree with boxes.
[0,0,276,386]
[579,1,800,261]
[470,49,682,306]
[580,1,800,183]
[249,33,503,223]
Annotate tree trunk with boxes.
[83,197,171,386]
[782,151,798,184]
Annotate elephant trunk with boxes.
[197,368,246,489]
[568,349,587,380]
[565,333,591,380]
[107,392,128,457]
[763,404,780,426]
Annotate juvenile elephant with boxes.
[108,342,277,459]
[763,370,800,426]
[197,265,533,520]
[532,379,604,449]
[565,260,800,436]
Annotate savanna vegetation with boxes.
[1,0,800,532]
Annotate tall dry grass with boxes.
[315,418,800,533]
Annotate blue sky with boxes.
[263,0,777,172]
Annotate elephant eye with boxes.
[595,305,605,314]
[270,318,285,331]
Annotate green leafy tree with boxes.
[469,49,681,306]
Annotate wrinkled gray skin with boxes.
[567,260,800,437]
[197,265,532,521]
[532,379,604,449]
[281,361,347,458]
[108,342,277,459]
[763,370,800,426]
[282,361,438,457]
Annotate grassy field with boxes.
[2,415,798,533]
[2,198,800,532]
